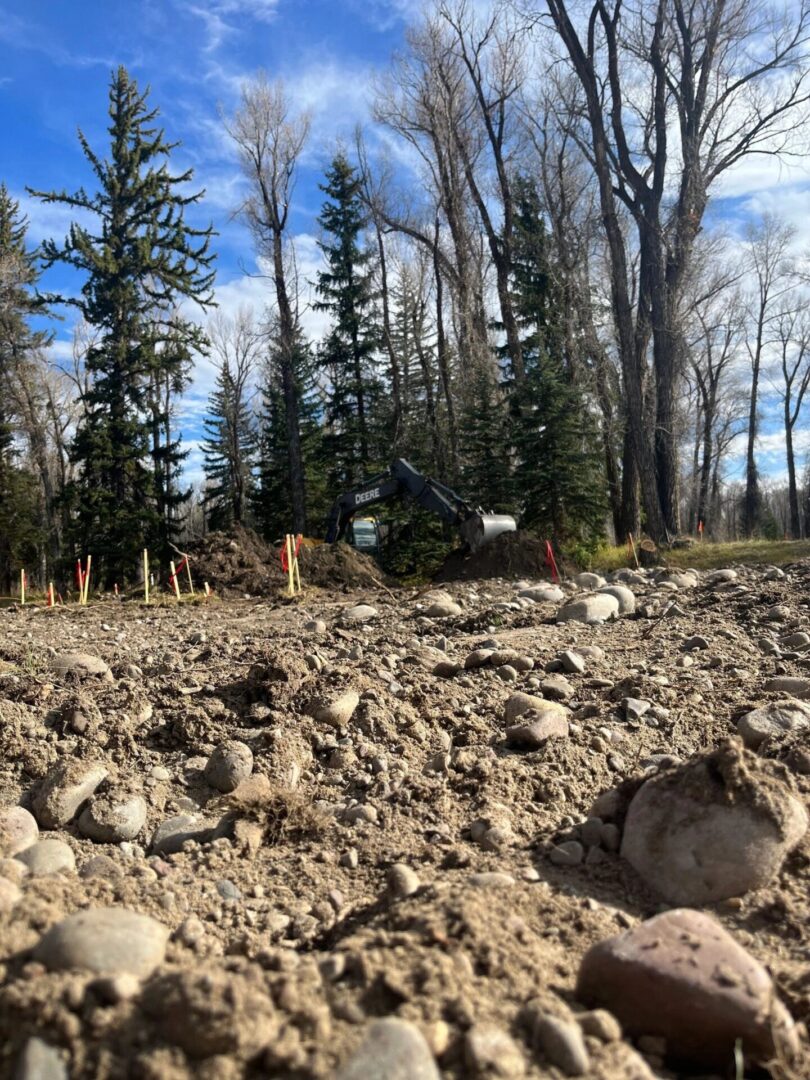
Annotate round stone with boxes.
[204,741,254,793]
[0,806,39,857]
[15,839,76,877]
[78,790,148,843]
[35,907,169,977]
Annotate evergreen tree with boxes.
[459,366,514,515]
[0,185,49,591]
[253,331,326,541]
[202,359,257,530]
[315,154,383,489]
[508,177,606,547]
[30,67,215,584]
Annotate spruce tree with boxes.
[253,331,325,541]
[0,185,48,591]
[202,359,257,530]
[315,154,382,489]
[30,67,215,584]
[508,177,606,548]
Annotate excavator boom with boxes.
[324,459,516,551]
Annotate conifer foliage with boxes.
[315,154,383,488]
[30,67,215,584]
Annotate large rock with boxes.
[737,700,810,749]
[506,711,569,749]
[764,676,810,698]
[51,653,112,680]
[78,789,147,843]
[15,839,75,877]
[557,594,620,625]
[204,741,254,793]
[32,760,108,829]
[35,908,169,977]
[620,741,807,904]
[597,585,636,614]
[0,806,38,857]
[576,909,799,1068]
[336,1018,440,1080]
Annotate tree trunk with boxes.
[786,405,801,538]
[743,348,762,536]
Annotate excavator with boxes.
[324,458,516,554]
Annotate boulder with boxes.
[597,585,636,614]
[577,908,799,1068]
[557,594,620,625]
[764,676,810,698]
[620,741,807,904]
[737,700,810,749]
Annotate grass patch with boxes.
[589,538,810,573]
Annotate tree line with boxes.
[3,0,810,590]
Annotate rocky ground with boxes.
[1,554,810,1079]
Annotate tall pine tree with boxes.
[0,185,48,591]
[315,154,383,489]
[202,359,257,530]
[30,67,215,584]
[508,177,606,547]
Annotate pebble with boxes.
[576,908,799,1067]
[387,863,420,899]
[204,740,254,792]
[533,1013,590,1076]
[559,650,586,674]
[765,604,790,621]
[541,674,574,701]
[432,660,461,678]
[464,648,494,669]
[504,692,569,725]
[78,790,147,843]
[519,586,564,603]
[577,1009,622,1042]
[549,840,584,866]
[467,871,515,888]
[620,741,808,903]
[35,907,169,977]
[336,1018,440,1080]
[151,814,215,856]
[574,572,606,589]
[465,1024,524,1076]
[305,619,328,633]
[32,760,108,829]
[506,711,569,749]
[0,806,39,857]
[216,878,241,901]
[623,697,651,721]
[341,604,378,624]
[557,594,620,624]
[15,839,76,877]
[14,1037,68,1080]
[314,690,360,729]
[682,635,709,651]
[424,600,461,618]
[737,699,810,748]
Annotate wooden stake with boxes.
[627,532,640,570]
[48,582,54,608]
[293,534,302,592]
[143,549,150,604]
[185,555,195,596]
[204,581,210,599]
[169,560,181,600]
[20,569,25,606]
[286,534,295,597]
[81,555,92,605]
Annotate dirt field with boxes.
[1,555,809,1078]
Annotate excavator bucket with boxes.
[460,513,517,552]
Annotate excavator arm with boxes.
[324,459,516,551]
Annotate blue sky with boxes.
[3,0,810,492]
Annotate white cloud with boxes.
[180,0,280,53]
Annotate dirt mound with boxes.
[298,542,391,591]
[188,527,389,595]
[435,530,555,581]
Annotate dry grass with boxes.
[588,539,810,573]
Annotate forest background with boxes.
[3,0,810,588]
